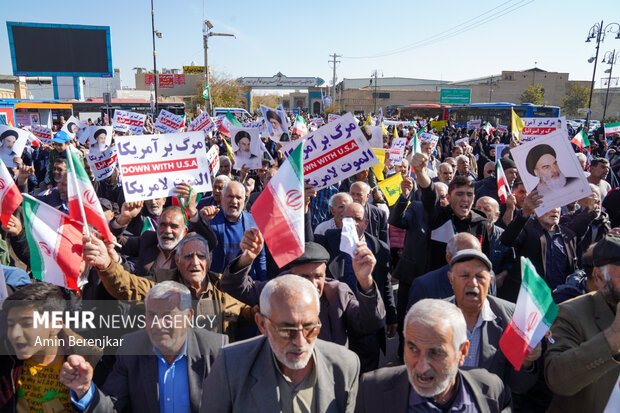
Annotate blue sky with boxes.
[1,0,620,90]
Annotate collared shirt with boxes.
[309,185,338,230]
[458,299,496,368]
[272,350,317,413]
[152,245,176,271]
[314,218,337,236]
[408,371,479,413]
[154,336,191,413]
[543,227,569,290]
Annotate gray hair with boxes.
[446,233,480,256]
[146,281,192,312]
[214,174,232,186]
[222,180,246,198]
[259,274,320,318]
[575,152,587,163]
[350,181,371,193]
[434,182,448,193]
[589,184,601,197]
[328,192,353,209]
[456,155,469,164]
[175,234,210,259]
[219,155,231,165]
[405,299,468,351]
[484,161,495,170]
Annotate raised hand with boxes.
[59,355,93,399]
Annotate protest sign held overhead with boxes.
[61,116,87,141]
[0,125,29,168]
[510,129,590,215]
[87,126,113,150]
[154,109,184,133]
[280,112,379,190]
[467,119,482,129]
[328,113,341,123]
[520,116,567,142]
[260,105,290,142]
[229,126,262,170]
[419,132,439,151]
[30,125,53,145]
[188,111,215,135]
[112,109,146,135]
[86,144,118,181]
[116,131,212,202]
[205,145,220,177]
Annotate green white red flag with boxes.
[499,257,559,371]
[292,115,308,137]
[251,141,305,267]
[218,112,242,137]
[496,160,511,204]
[483,122,495,135]
[571,129,591,152]
[66,147,114,242]
[604,121,620,138]
[0,159,22,227]
[22,194,83,291]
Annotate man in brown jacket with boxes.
[82,233,252,341]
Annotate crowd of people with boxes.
[1,110,620,413]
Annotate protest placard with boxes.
[430,120,447,131]
[229,126,262,170]
[497,124,508,133]
[391,137,407,151]
[467,119,482,130]
[112,109,146,135]
[387,148,403,165]
[280,113,379,190]
[369,126,384,149]
[116,131,211,202]
[206,145,220,177]
[61,116,87,141]
[260,105,290,142]
[86,145,118,181]
[188,111,215,134]
[419,132,439,151]
[510,129,590,215]
[31,125,53,145]
[310,117,325,126]
[154,109,184,134]
[328,114,341,123]
[87,126,113,149]
[0,125,29,168]
[520,117,567,142]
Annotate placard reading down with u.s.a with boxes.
[281,112,379,190]
[115,131,211,202]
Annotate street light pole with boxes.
[585,20,620,132]
[150,0,158,116]
[602,49,620,120]
[203,20,235,115]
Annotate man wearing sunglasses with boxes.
[202,274,360,412]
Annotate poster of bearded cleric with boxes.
[511,129,590,215]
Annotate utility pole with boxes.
[150,0,158,116]
[203,20,235,114]
[328,53,341,106]
[488,76,493,102]
[371,70,379,114]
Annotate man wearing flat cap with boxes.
[447,249,540,394]
[525,144,580,197]
[545,234,620,413]
[220,231,386,347]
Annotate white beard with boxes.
[538,173,567,195]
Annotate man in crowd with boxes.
[436,162,455,186]
[411,152,489,271]
[349,181,389,244]
[209,181,266,281]
[355,299,512,412]
[220,230,386,348]
[544,234,620,413]
[314,192,353,236]
[60,281,227,413]
[455,155,477,182]
[202,275,360,412]
[587,157,611,199]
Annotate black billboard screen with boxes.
[8,22,111,76]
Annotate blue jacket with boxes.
[209,210,266,281]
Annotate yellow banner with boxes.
[371,149,385,181]
[430,120,447,131]
[183,65,205,74]
[378,173,403,206]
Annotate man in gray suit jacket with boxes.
[356,299,512,413]
[203,274,360,412]
[60,281,228,413]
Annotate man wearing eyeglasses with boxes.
[202,274,360,412]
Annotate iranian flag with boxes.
[66,147,114,242]
[408,128,424,153]
[292,115,308,137]
[499,257,559,371]
[0,159,22,227]
[604,121,620,138]
[571,129,591,152]
[251,141,304,267]
[22,194,83,291]
[218,112,242,137]
[483,122,495,135]
[496,160,511,204]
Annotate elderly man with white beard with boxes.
[355,299,512,412]
[526,144,581,198]
[202,274,360,413]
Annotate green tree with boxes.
[519,84,546,105]
[252,94,280,111]
[561,84,590,118]
[196,72,246,110]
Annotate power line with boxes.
[343,0,534,60]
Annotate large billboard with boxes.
[7,22,112,77]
